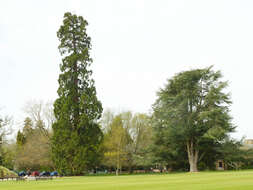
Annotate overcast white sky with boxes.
[1,0,253,139]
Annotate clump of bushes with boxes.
[0,166,18,177]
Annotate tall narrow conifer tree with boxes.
[51,12,103,175]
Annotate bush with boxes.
[0,166,18,177]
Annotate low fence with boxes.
[0,176,53,181]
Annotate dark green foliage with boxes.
[16,117,33,147]
[16,130,26,146]
[217,138,248,170]
[51,12,103,175]
[152,66,235,172]
[241,148,253,169]
[151,120,189,171]
[23,117,33,137]
[0,144,16,170]
[197,139,221,170]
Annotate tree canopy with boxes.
[152,66,235,172]
[102,111,153,174]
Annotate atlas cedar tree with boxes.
[51,12,103,175]
[152,66,235,172]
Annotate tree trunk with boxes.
[187,141,198,172]
[116,150,120,176]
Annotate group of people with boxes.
[18,171,58,177]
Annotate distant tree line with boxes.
[1,105,253,175]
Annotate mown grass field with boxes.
[1,170,253,190]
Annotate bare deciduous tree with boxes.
[23,100,55,130]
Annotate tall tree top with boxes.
[55,12,102,123]
[57,12,91,57]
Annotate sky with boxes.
[1,0,253,139]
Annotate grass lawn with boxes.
[1,170,253,190]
